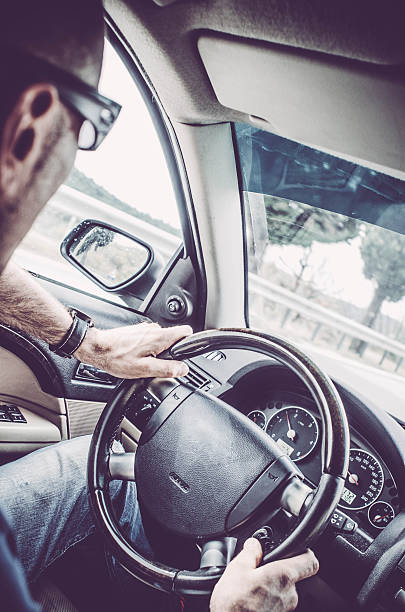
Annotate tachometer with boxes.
[265,406,319,462]
[247,410,266,430]
[339,448,384,511]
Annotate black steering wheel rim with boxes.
[88,328,350,596]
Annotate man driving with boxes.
[0,1,318,610]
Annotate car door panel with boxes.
[4,275,147,393]
[0,345,66,462]
[0,268,150,457]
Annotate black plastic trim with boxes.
[28,271,142,314]
[140,244,184,314]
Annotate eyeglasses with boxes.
[3,46,122,151]
[57,82,121,151]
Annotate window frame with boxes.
[104,13,207,318]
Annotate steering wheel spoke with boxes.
[199,537,237,569]
[108,451,136,481]
[226,456,309,531]
[279,477,315,517]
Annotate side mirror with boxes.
[61,220,154,293]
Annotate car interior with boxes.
[1,1,405,611]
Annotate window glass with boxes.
[13,41,181,303]
[234,123,405,381]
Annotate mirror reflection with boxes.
[70,225,151,288]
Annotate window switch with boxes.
[0,404,26,423]
[10,414,26,423]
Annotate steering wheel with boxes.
[88,329,349,597]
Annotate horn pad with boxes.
[135,389,285,538]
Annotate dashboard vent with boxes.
[182,365,210,389]
[204,350,226,362]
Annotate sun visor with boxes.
[198,33,405,173]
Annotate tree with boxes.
[264,195,360,248]
[75,226,114,259]
[293,247,313,292]
[261,195,360,291]
[353,226,405,354]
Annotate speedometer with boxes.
[339,448,384,511]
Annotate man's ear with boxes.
[0,83,60,195]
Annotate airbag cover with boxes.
[135,390,284,538]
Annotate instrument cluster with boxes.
[245,392,400,537]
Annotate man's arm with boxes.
[0,262,191,378]
[210,539,319,612]
[0,263,74,343]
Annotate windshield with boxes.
[234,123,405,387]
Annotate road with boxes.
[303,342,405,420]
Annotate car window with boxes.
[234,123,405,380]
[12,40,182,304]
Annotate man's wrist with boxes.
[49,309,94,358]
[74,327,106,364]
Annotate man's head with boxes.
[0,0,105,271]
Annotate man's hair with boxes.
[0,0,104,132]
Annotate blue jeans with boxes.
[0,435,151,584]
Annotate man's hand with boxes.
[74,321,193,379]
[210,539,319,612]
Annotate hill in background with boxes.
[66,167,180,238]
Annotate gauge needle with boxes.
[374,514,390,522]
[348,471,359,486]
[286,411,296,441]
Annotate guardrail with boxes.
[249,274,405,371]
[19,185,405,371]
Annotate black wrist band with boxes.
[49,309,94,358]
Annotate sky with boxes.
[269,239,405,320]
[74,41,180,228]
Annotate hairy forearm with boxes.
[0,263,191,379]
[0,262,72,344]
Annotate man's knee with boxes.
[0,436,92,524]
